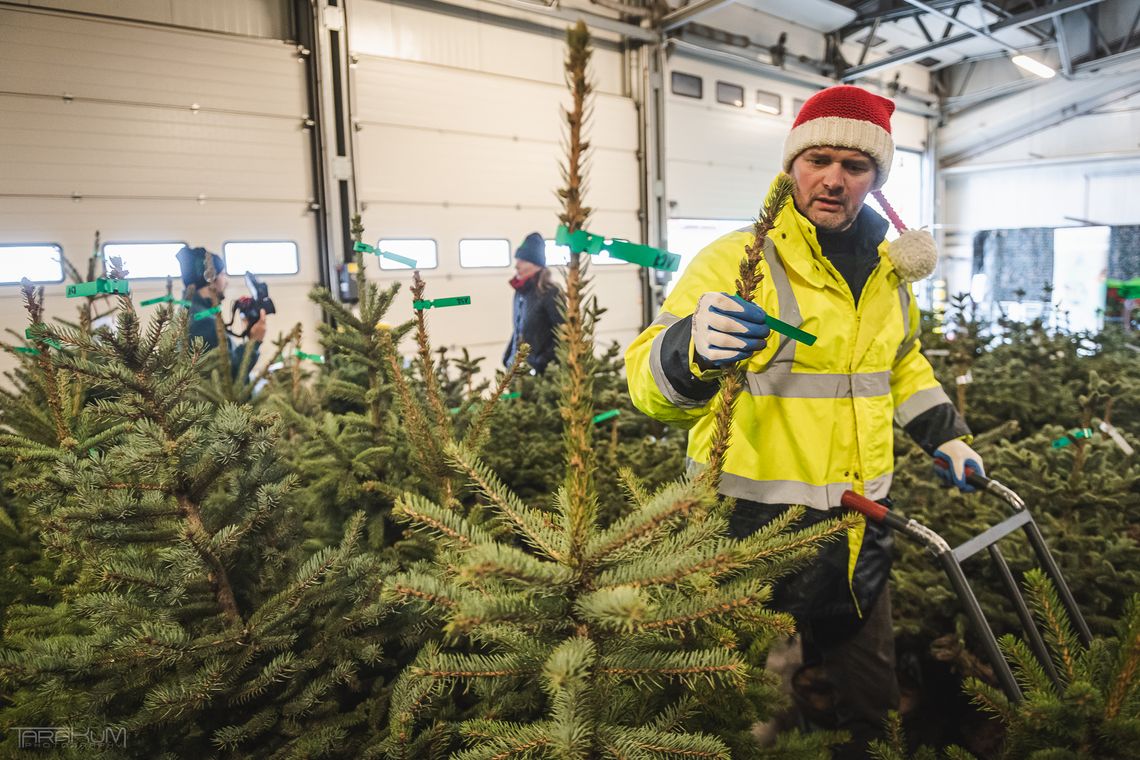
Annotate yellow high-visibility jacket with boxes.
[626,189,960,512]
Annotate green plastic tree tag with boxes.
[295,350,325,364]
[192,305,222,321]
[1052,428,1094,448]
[353,241,417,268]
[66,279,130,298]
[14,347,40,355]
[766,316,818,346]
[501,391,520,400]
[141,295,191,307]
[592,409,621,424]
[25,327,62,349]
[555,225,680,271]
[413,296,471,310]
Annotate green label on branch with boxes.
[25,327,62,349]
[555,225,680,272]
[295,350,325,364]
[14,347,40,355]
[353,241,418,268]
[592,409,621,425]
[413,296,472,310]
[501,391,520,400]
[766,315,818,346]
[141,295,191,307]
[66,279,130,298]
[192,305,223,321]
[1052,428,1094,449]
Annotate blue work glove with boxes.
[933,439,985,493]
[692,292,770,368]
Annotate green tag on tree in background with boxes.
[413,296,472,310]
[592,409,621,425]
[192,305,222,321]
[66,279,130,298]
[353,241,418,268]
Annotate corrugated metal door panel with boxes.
[0,9,304,116]
[350,5,644,372]
[0,7,317,381]
[0,98,308,199]
[356,126,637,213]
[12,0,291,40]
[350,1,626,96]
[352,59,634,149]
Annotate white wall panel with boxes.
[349,0,626,95]
[665,54,934,220]
[349,0,644,370]
[0,7,316,379]
[1,10,303,114]
[19,0,292,39]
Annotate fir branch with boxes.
[701,175,794,491]
[583,479,708,566]
[446,443,567,561]
[463,345,530,457]
[558,21,598,564]
[393,492,496,548]
[598,649,747,690]
[1106,595,1140,719]
[410,271,454,436]
[1026,568,1081,684]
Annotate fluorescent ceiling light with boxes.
[755,103,780,114]
[1011,54,1055,79]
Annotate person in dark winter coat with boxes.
[504,232,564,374]
[176,246,267,377]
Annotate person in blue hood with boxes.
[503,232,563,374]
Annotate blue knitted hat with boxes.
[515,232,546,267]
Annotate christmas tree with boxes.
[0,280,403,757]
[378,21,848,758]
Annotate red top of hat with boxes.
[793,85,895,134]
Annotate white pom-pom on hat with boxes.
[871,190,938,283]
[888,229,938,283]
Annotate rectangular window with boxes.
[102,242,187,279]
[223,241,299,275]
[671,71,702,99]
[377,239,437,270]
[755,90,781,115]
[459,239,510,268]
[716,81,744,108]
[0,243,64,284]
[544,240,571,267]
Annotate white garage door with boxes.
[0,7,319,371]
[348,0,645,371]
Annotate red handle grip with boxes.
[841,490,914,533]
[840,490,890,522]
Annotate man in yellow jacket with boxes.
[626,85,983,753]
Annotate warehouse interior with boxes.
[3,0,1140,757]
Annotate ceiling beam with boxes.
[900,0,1019,53]
[1054,14,1073,76]
[659,0,736,32]
[840,0,1108,81]
[941,80,1140,165]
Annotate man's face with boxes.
[790,147,878,232]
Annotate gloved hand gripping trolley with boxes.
[841,464,1093,703]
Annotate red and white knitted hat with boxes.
[782,85,896,190]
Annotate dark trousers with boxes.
[729,501,899,755]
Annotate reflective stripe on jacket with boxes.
[626,183,952,511]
